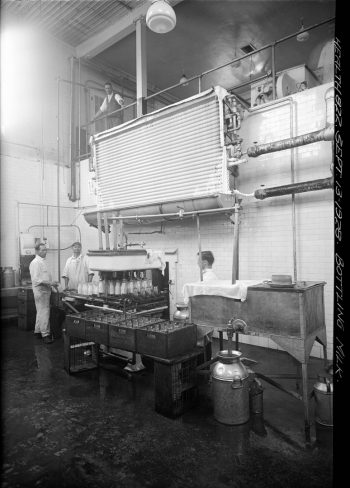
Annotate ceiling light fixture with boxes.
[146,0,176,34]
[296,18,310,42]
[180,73,189,85]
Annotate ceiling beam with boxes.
[75,0,185,59]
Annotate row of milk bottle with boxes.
[77,272,157,296]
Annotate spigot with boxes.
[228,317,248,334]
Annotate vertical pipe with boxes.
[196,215,203,281]
[104,213,110,250]
[289,100,298,283]
[112,218,118,250]
[271,44,276,100]
[97,212,103,250]
[57,79,61,281]
[119,218,125,249]
[231,206,240,284]
[69,57,76,201]
[136,18,147,117]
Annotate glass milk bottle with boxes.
[98,274,105,296]
[114,279,121,296]
[127,272,134,295]
[87,282,93,296]
[120,273,127,295]
[140,271,147,296]
[82,282,88,295]
[108,279,115,295]
[93,278,99,296]
[132,272,139,296]
[135,271,142,295]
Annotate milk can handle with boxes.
[231,375,243,389]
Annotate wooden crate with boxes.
[154,349,201,417]
[109,324,137,352]
[65,314,86,340]
[63,334,99,374]
[85,318,109,344]
[136,322,197,359]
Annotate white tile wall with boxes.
[1,79,333,361]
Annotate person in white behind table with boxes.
[198,250,218,281]
[29,243,59,344]
[62,242,94,291]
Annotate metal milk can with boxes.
[313,369,333,427]
[211,325,250,425]
[173,303,189,322]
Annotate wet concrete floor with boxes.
[1,322,333,488]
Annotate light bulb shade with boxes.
[146,1,176,34]
[296,27,310,42]
[180,74,188,85]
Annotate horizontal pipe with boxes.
[92,206,235,223]
[247,125,334,157]
[255,372,302,401]
[84,303,124,314]
[254,177,333,200]
[145,17,334,102]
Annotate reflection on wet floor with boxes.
[2,324,333,488]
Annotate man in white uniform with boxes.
[62,242,94,291]
[29,243,59,344]
[198,250,218,281]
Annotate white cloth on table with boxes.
[182,279,264,305]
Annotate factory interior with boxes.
[0,1,342,487]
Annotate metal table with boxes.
[189,281,328,442]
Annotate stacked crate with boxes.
[63,334,99,374]
[153,349,202,417]
[17,287,36,330]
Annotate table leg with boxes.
[301,362,311,444]
[219,330,224,351]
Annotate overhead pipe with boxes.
[145,17,334,103]
[94,206,236,226]
[247,125,334,158]
[254,177,333,200]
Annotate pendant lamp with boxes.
[146,0,176,34]
[296,18,310,42]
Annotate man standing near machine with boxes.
[198,250,218,281]
[94,82,124,130]
[29,242,59,344]
[62,242,94,291]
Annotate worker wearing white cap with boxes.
[29,243,59,344]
